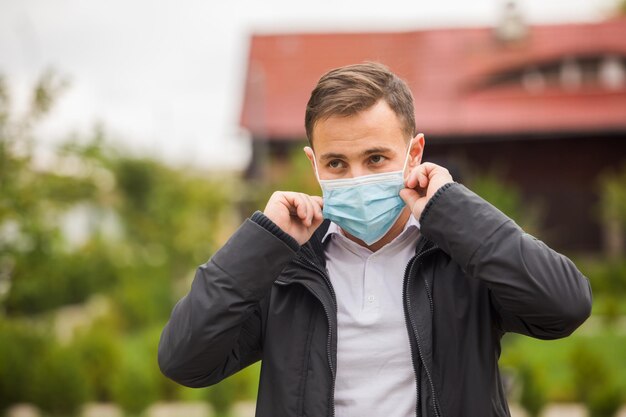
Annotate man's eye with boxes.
[328,160,345,169]
[369,155,386,164]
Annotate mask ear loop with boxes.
[311,150,322,183]
[402,138,414,180]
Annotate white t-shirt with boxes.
[323,216,420,417]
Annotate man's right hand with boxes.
[263,192,324,245]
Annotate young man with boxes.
[158,62,592,417]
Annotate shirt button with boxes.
[367,295,375,303]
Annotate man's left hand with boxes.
[400,162,453,220]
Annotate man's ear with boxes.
[409,133,425,168]
[303,146,316,172]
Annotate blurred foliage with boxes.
[5,245,118,315]
[577,257,626,325]
[0,72,247,416]
[30,342,90,416]
[0,72,231,316]
[205,360,261,416]
[517,365,547,417]
[570,342,623,417]
[72,319,123,402]
[110,330,161,415]
[0,317,46,409]
[266,147,320,197]
[465,172,542,235]
[600,163,626,225]
[245,146,320,215]
[501,328,626,408]
[598,163,626,251]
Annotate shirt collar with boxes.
[322,214,421,244]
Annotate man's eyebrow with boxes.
[360,147,394,156]
[319,152,347,161]
[319,147,395,161]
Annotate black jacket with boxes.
[158,183,592,417]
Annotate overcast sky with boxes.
[0,0,619,170]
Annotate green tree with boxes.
[0,72,108,315]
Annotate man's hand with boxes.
[400,162,453,220]
[264,192,324,245]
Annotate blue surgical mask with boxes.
[313,145,412,245]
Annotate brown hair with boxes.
[305,62,416,144]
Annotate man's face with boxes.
[305,100,424,180]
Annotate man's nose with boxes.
[348,166,369,178]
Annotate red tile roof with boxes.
[240,18,626,140]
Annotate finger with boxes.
[406,164,428,190]
[400,188,426,218]
[405,166,420,189]
[418,168,429,189]
[284,192,308,221]
[302,193,315,227]
[419,162,439,180]
[399,188,420,211]
[404,168,414,188]
[311,196,324,220]
[297,194,309,223]
[311,195,324,207]
[407,163,435,189]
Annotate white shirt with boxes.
[323,216,420,417]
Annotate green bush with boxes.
[29,342,89,416]
[141,324,183,402]
[5,245,118,315]
[206,380,238,416]
[0,318,46,411]
[110,325,179,414]
[581,258,626,296]
[571,342,606,401]
[588,384,623,417]
[205,361,261,416]
[576,257,626,323]
[112,270,173,330]
[570,342,623,417]
[73,321,122,402]
[518,365,547,417]
[110,352,159,415]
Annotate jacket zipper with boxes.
[403,246,441,417]
[293,255,337,417]
[402,254,421,416]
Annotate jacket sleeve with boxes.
[158,213,300,387]
[419,182,592,340]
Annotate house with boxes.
[239,14,626,252]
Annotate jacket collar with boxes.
[300,219,331,269]
[300,218,437,269]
